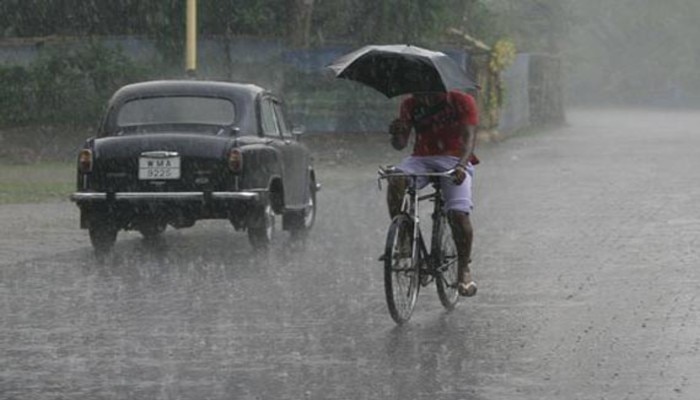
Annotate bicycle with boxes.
[377,166,461,324]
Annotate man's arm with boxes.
[452,124,476,185]
[457,124,477,167]
[453,92,479,184]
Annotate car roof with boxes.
[101,80,271,136]
[110,80,267,102]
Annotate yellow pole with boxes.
[186,0,197,76]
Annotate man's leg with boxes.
[447,210,476,296]
[438,155,476,296]
[386,157,429,218]
[381,158,429,261]
[386,177,406,218]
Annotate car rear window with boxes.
[117,96,235,127]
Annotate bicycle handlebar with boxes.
[377,166,457,180]
[377,166,459,190]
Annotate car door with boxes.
[260,95,308,209]
[274,99,310,209]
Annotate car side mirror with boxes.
[292,125,305,138]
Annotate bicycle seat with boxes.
[379,165,400,175]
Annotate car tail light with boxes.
[228,149,243,172]
[78,149,93,172]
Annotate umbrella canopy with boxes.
[327,44,476,98]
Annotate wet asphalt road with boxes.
[2,109,700,399]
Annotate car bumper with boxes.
[70,191,261,203]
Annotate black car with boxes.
[71,80,318,254]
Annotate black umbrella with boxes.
[327,44,476,98]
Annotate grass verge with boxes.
[0,162,74,204]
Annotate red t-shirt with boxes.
[398,91,479,158]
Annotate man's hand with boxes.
[389,119,410,150]
[389,119,410,136]
[452,165,467,185]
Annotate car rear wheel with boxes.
[248,203,275,250]
[89,224,118,256]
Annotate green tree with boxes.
[289,0,315,48]
[311,0,476,45]
[477,0,570,53]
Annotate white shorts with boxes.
[395,155,474,213]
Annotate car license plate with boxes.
[139,157,181,180]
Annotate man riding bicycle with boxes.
[386,89,479,297]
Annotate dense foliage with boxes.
[0,41,146,127]
[0,1,508,48]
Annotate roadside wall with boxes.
[529,53,565,127]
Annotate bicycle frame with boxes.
[378,167,455,276]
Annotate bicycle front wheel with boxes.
[384,214,420,324]
[435,214,460,309]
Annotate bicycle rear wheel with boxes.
[384,214,420,324]
[435,214,460,309]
